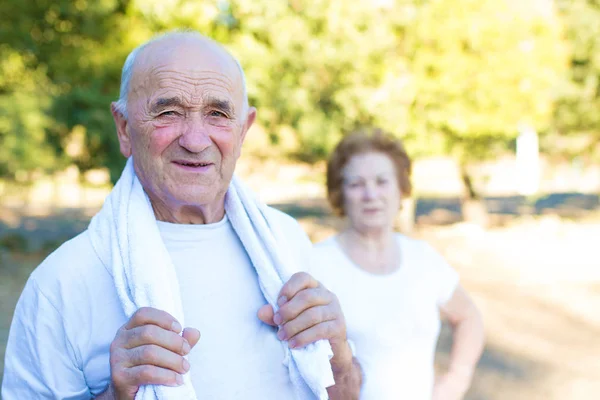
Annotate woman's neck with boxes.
[341,226,395,251]
[338,226,401,274]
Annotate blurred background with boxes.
[0,0,599,399]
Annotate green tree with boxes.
[207,0,415,161]
[0,0,576,197]
[553,0,600,161]
[404,0,567,207]
[0,0,131,180]
[0,46,60,177]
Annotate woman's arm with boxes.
[434,285,485,400]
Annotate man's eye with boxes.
[159,110,177,117]
[209,110,227,118]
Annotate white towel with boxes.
[88,158,335,400]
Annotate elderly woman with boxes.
[312,129,485,400]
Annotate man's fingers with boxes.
[110,308,195,397]
[125,364,184,388]
[257,304,276,327]
[277,305,337,342]
[286,320,340,349]
[275,288,330,325]
[125,307,182,333]
[182,328,201,349]
[126,344,190,374]
[278,272,320,306]
[123,325,191,355]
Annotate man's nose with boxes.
[178,118,212,153]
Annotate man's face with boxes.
[114,37,254,216]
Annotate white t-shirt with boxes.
[312,234,459,400]
[157,216,295,398]
[1,208,310,399]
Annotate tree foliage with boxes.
[553,0,600,160]
[405,0,567,163]
[0,0,594,183]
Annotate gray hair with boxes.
[113,31,249,120]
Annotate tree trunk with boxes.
[460,164,490,228]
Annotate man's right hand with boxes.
[103,307,200,400]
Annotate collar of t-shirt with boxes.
[155,215,230,243]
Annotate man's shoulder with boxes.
[263,205,306,236]
[262,205,315,262]
[29,229,108,297]
[263,204,296,222]
[314,236,338,250]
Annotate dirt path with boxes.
[1,205,599,399]
[425,221,600,400]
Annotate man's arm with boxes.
[1,279,89,399]
[326,340,363,400]
[257,272,362,399]
[95,385,115,399]
[328,357,363,400]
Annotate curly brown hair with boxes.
[326,129,412,216]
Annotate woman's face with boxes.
[341,151,402,232]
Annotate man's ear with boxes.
[239,106,257,145]
[111,102,132,158]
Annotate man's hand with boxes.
[257,272,362,399]
[104,307,201,400]
[257,272,353,372]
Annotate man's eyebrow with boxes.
[150,97,184,113]
[205,96,235,117]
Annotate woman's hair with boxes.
[326,128,412,216]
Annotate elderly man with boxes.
[2,32,361,399]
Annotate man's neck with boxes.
[150,197,226,224]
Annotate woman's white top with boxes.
[312,234,459,400]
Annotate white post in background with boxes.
[516,126,540,196]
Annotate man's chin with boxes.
[176,189,226,207]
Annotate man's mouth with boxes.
[177,162,211,167]
[173,161,214,170]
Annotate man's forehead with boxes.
[130,36,243,101]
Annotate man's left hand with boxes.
[257,272,353,373]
